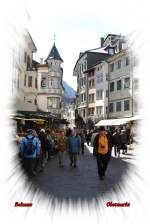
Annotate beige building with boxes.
[107,48,134,118]
[36,43,64,118]
[12,29,38,112]
[12,27,64,118]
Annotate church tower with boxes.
[37,42,64,117]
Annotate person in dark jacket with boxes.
[38,129,47,169]
[93,126,112,180]
[112,129,121,157]
[120,130,128,154]
[86,131,92,146]
[80,130,86,154]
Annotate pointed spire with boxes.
[45,42,63,62]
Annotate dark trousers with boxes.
[81,142,85,154]
[96,153,110,177]
[34,156,42,172]
[69,152,78,166]
[114,145,120,156]
[121,143,127,153]
[23,158,36,175]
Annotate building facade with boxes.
[12,29,38,112]
[36,43,64,118]
[11,27,65,118]
[73,49,110,124]
[94,61,108,121]
[107,48,134,118]
[73,33,139,126]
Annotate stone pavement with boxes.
[31,143,136,202]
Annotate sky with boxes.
[23,0,147,91]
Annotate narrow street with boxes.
[31,144,136,202]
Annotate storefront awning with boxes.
[95,115,142,127]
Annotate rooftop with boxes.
[45,43,63,62]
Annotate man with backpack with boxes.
[20,129,40,176]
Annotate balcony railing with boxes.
[39,88,62,94]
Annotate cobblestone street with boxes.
[31,144,136,202]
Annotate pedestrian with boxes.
[80,130,86,154]
[93,126,112,180]
[38,129,47,169]
[32,129,42,173]
[20,129,40,176]
[45,129,53,160]
[57,130,67,167]
[86,130,91,146]
[120,129,128,154]
[68,128,81,168]
[112,129,121,157]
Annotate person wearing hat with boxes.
[93,126,112,180]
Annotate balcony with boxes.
[39,88,62,95]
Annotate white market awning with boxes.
[95,119,118,126]
[95,115,142,127]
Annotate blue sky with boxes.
[25,0,145,90]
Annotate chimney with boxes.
[40,58,43,64]
[100,37,104,47]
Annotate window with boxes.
[100,74,103,82]
[83,109,86,118]
[28,76,32,87]
[96,106,103,115]
[34,98,37,105]
[84,61,86,70]
[89,94,94,102]
[96,90,103,100]
[106,90,108,97]
[89,79,94,88]
[116,101,121,112]
[124,100,130,111]
[108,48,114,55]
[84,77,86,85]
[117,60,121,69]
[47,97,60,109]
[106,106,108,114]
[82,64,84,72]
[97,75,100,84]
[27,55,31,69]
[84,93,86,101]
[124,77,130,89]
[126,57,130,66]
[88,108,94,115]
[81,78,83,87]
[110,82,114,92]
[110,63,114,72]
[24,74,26,86]
[35,78,37,88]
[24,52,27,63]
[117,79,122,90]
[109,103,114,113]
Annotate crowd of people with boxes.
[15,123,136,180]
[16,127,83,177]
